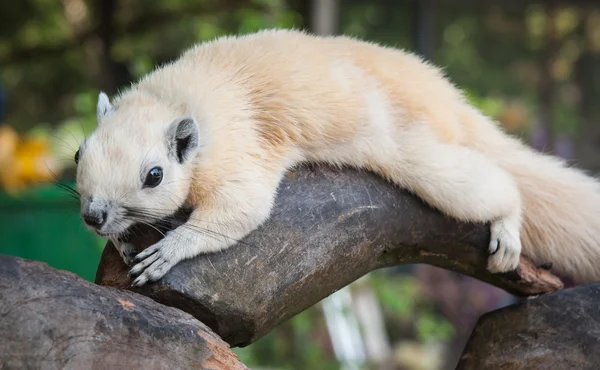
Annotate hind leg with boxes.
[387,128,523,272]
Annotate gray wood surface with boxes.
[0,254,247,370]
[96,165,563,347]
[457,282,600,369]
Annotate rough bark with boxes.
[0,254,247,370]
[457,282,600,369]
[96,165,563,347]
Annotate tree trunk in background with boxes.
[288,0,312,31]
[573,12,600,173]
[414,0,436,61]
[94,0,132,94]
[310,0,340,35]
[531,0,558,155]
[576,54,595,129]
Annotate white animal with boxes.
[75,29,600,286]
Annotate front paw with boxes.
[487,216,521,273]
[128,241,178,287]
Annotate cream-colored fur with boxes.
[75,29,600,286]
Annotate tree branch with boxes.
[0,254,247,370]
[96,165,563,347]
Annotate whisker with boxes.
[43,162,81,200]
[125,211,253,247]
[63,127,82,152]
[77,118,87,138]
[125,207,233,227]
[51,134,78,153]
[141,137,165,171]
[136,220,167,239]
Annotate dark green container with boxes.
[0,182,104,281]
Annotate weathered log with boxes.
[0,254,247,370]
[96,165,563,347]
[457,283,600,370]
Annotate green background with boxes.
[0,183,104,282]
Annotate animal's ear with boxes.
[97,92,113,121]
[167,116,199,163]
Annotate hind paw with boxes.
[487,216,521,273]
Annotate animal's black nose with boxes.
[83,211,106,228]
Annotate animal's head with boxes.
[75,92,200,239]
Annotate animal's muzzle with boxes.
[81,196,108,229]
[82,210,107,228]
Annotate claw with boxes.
[127,239,179,287]
[488,217,521,273]
[133,246,158,263]
[132,275,148,287]
[488,238,499,255]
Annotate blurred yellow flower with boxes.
[0,125,59,193]
[0,125,18,166]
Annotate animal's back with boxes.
[129,29,600,284]
[167,29,471,146]
[192,29,600,283]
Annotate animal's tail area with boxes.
[468,109,600,285]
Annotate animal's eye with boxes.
[143,167,163,188]
[74,149,80,164]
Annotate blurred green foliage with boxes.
[370,273,454,344]
[232,271,454,370]
[2,0,600,142]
